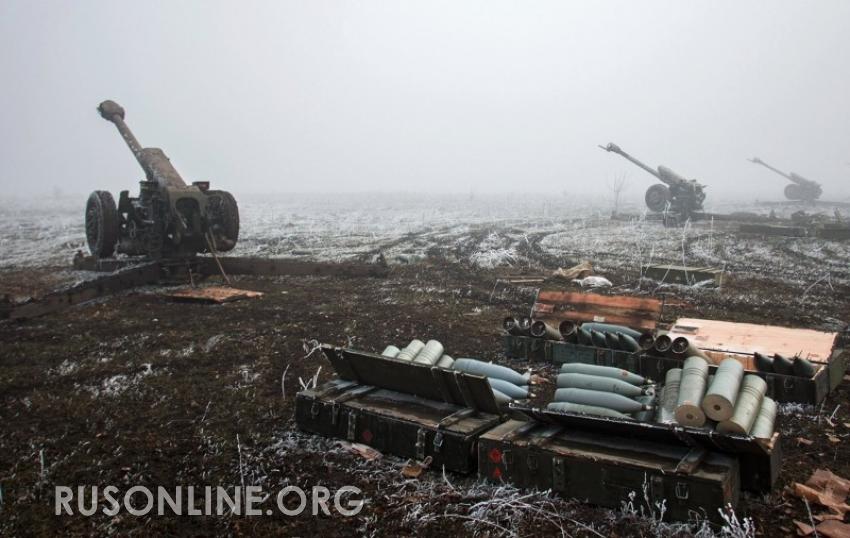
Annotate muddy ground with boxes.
[2,195,850,536]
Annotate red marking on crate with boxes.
[361,430,373,443]
[492,467,502,480]
[488,448,503,463]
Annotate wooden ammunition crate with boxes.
[478,419,740,524]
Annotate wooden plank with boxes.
[669,318,839,364]
[533,291,662,330]
[167,286,263,303]
[536,291,663,313]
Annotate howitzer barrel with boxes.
[98,100,186,188]
[599,142,663,181]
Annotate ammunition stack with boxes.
[382,337,532,404]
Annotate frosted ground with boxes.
[2,191,848,283]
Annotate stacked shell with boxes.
[550,363,655,420]
[377,339,530,404]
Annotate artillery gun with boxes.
[599,143,706,220]
[86,100,239,259]
[748,157,822,202]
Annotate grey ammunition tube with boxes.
[503,316,523,335]
[559,363,646,386]
[396,339,425,361]
[452,358,530,386]
[656,368,681,424]
[590,330,608,348]
[577,327,593,346]
[675,356,710,427]
[772,353,794,375]
[435,354,454,369]
[491,388,512,405]
[750,396,777,439]
[488,378,529,400]
[556,373,644,397]
[604,332,622,350]
[638,332,656,350]
[654,334,673,354]
[618,333,641,352]
[671,337,712,362]
[793,356,816,378]
[753,351,774,373]
[553,388,647,413]
[580,323,642,340]
[701,358,744,421]
[633,395,655,422]
[381,345,401,358]
[530,320,562,340]
[718,375,767,435]
[559,320,578,342]
[547,402,631,419]
[412,340,444,365]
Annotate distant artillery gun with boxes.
[599,143,707,221]
[748,157,823,202]
[87,100,239,259]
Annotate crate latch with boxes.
[415,428,427,460]
[433,431,444,453]
[552,457,566,490]
[527,454,538,472]
[346,411,357,441]
[675,481,689,500]
[310,401,321,419]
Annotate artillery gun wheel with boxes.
[207,190,239,251]
[85,190,119,258]
[645,184,671,212]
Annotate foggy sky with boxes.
[1,0,848,200]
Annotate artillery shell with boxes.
[396,339,425,361]
[488,378,529,400]
[675,356,709,427]
[753,352,774,373]
[718,375,768,435]
[556,373,644,397]
[793,356,816,378]
[491,388,512,405]
[435,354,454,369]
[381,345,401,358]
[553,388,648,413]
[656,368,681,424]
[580,322,642,340]
[412,339,444,366]
[559,320,578,342]
[559,363,646,385]
[590,330,608,348]
[547,402,631,419]
[701,358,744,421]
[772,353,794,376]
[577,327,593,346]
[633,394,655,422]
[618,333,641,352]
[604,332,622,350]
[654,334,673,354]
[452,358,530,386]
[750,396,777,439]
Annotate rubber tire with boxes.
[207,190,239,251]
[645,183,671,212]
[85,190,119,258]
